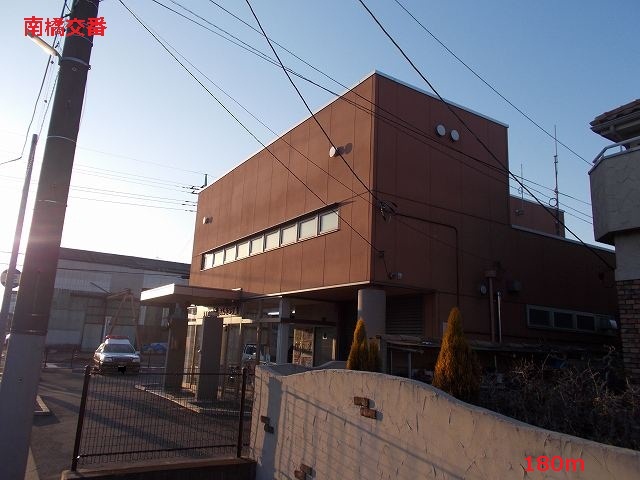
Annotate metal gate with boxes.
[71,366,252,471]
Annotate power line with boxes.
[124,13,507,275]
[244,0,382,206]
[392,0,592,167]
[68,195,196,212]
[121,1,605,273]
[1,2,67,167]
[356,0,614,272]
[157,0,595,211]
[118,0,382,263]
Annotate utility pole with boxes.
[0,1,98,478]
[0,134,37,360]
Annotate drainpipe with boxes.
[485,270,497,343]
[497,291,502,344]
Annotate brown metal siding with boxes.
[190,78,376,294]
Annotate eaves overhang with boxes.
[140,283,241,306]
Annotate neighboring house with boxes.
[36,247,190,351]
[144,72,617,374]
[589,99,640,383]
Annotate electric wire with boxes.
[150,26,372,206]
[1,2,67,166]
[119,0,381,261]
[69,195,196,212]
[152,0,594,211]
[243,0,382,205]
[393,0,591,167]
[124,1,605,271]
[356,0,614,271]
[120,10,508,271]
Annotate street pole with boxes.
[0,134,37,360]
[0,1,98,478]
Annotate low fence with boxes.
[71,367,253,471]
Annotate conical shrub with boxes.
[432,307,480,402]
[346,318,379,372]
[347,318,368,370]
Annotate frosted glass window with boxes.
[299,217,318,239]
[237,241,250,259]
[213,250,224,267]
[250,236,264,254]
[265,231,280,250]
[319,210,339,233]
[224,245,237,263]
[202,253,213,270]
[281,224,297,245]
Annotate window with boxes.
[224,245,237,263]
[553,312,573,329]
[202,208,340,269]
[202,252,213,270]
[528,308,550,327]
[577,315,596,331]
[265,231,280,250]
[319,210,339,233]
[299,216,318,239]
[237,241,250,259]
[281,224,297,245]
[527,305,613,334]
[213,250,224,267]
[250,236,264,255]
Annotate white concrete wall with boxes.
[590,148,640,244]
[250,366,640,480]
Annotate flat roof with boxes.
[201,71,508,194]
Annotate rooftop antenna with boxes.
[553,125,560,235]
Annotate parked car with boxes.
[92,336,140,374]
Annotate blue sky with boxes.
[1,0,638,293]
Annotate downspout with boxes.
[497,291,503,344]
[485,270,497,343]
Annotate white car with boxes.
[92,336,140,374]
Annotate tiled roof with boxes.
[590,99,640,127]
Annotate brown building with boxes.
[145,72,617,374]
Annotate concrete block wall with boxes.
[250,366,640,480]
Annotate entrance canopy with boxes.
[140,283,241,306]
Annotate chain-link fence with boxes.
[71,367,253,471]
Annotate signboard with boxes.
[0,269,21,289]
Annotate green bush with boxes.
[432,307,480,402]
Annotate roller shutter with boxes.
[385,295,424,336]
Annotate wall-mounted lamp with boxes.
[329,145,343,158]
